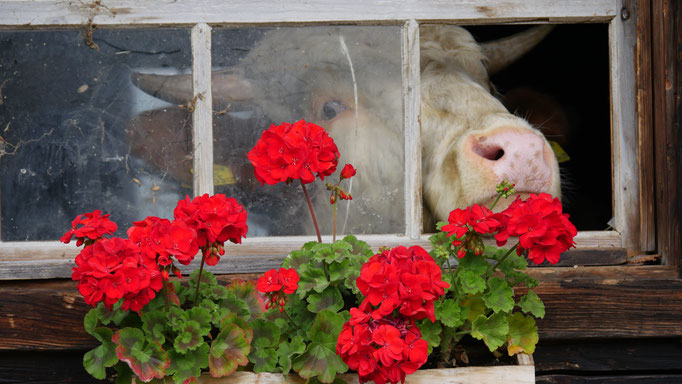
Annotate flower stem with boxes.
[492,244,519,272]
[282,307,298,328]
[301,180,322,243]
[332,193,338,242]
[489,194,502,211]
[162,276,171,312]
[193,251,207,305]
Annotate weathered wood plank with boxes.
[610,0,641,252]
[534,338,682,372]
[403,19,422,239]
[2,266,681,351]
[537,374,682,383]
[0,0,617,28]
[191,23,214,196]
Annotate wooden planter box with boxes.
[156,354,534,384]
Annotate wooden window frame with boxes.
[0,0,680,351]
[0,0,654,279]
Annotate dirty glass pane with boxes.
[211,26,404,236]
[0,29,192,241]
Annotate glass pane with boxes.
[0,29,192,241]
[419,24,611,231]
[214,26,404,236]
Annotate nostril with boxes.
[473,142,505,161]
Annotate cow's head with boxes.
[130,25,560,234]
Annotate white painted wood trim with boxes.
[0,0,616,27]
[191,23,214,196]
[609,2,640,251]
[403,20,422,239]
[0,231,621,279]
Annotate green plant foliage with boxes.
[471,313,510,352]
[208,322,251,377]
[173,320,204,353]
[506,312,539,355]
[306,286,344,313]
[226,279,266,322]
[292,310,348,383]
[141,311,168,344]
[482,277,515,313]
[167,344,209,383]
[112,328,170,382]
[277,335,306,374]
[518,291,546,318]
[83,340,118,379]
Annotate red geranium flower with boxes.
[340,164,357,180]
[256,268,300,313]
[495,193,577,265]
[256,269,282,293]
[247,120,339,186]
[441,204,501,247]
[61,210,118,246]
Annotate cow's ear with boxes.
[132,69,259,105]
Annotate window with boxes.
[0,1,650,279]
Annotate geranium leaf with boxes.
[113,361,132,384]
[292,341,348,383]
[168,343,208,384]
[208,322,250,377]
[327,259,350,284]
[97,301,128,326]
[306,286,344,313]
[342,235,373,258]
[283,246,314,270]
[461,295,486,322]
[185,307,212,337]
[141,310,168,344]
[416,319,442,349]
[277,335,306,374]
[471,313,510,352]
[435,299,464,328]
[458,270,486,294]
[83,341,118,379]
[167,306,186,331]
[328,241,353,263]
[311,243,334,262]
[249,347,279,373]
[207,285,228,301]
[219,292,251,321]
[226,279,267,321]
[220,313,253,345]
[457,253,489,275]
[174,320,203,353]
[507,312,539,355]
[84,308,98,335]
[112,328,169,382]
[250,319,280,349]
[483,277,515,313]
[297,266,330,298]
[518,291,546,318]
[307,310,345,345]
[190,269,217,292]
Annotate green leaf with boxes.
[185,307,212,337]
[327,259,351,284]
[166,306,186,331]
[435,299,464,328]
[471,313,510,352]
[174,320,204,353]
[249,347,279,373]
[507,312,539,355]
[209,322,251,377]
[292,343,348,383]
[113,362,132,384]
[482,277,515,313]
[308,310,345,345]
[112,328,169,382]
[190,269,217,291]
[297,265,330,298]
[416,319,442,350]
[168,343,209,384]
[220,313,253,345]
[83,341,118,379]
[84,308,99,336]
[97,301,128,326]
[342,235,373,258]
[251,319,281,349]
[226,279,267,321]
[307,286,344,313]
[458,270,486,295]
[277,335,306,374]
[283,244,315,270]
[457,253,489,275]
[329,241,353,263]
[220,292,251,320]
[518,291,545,318]
[461,295,486,322]
[141,310,168,344]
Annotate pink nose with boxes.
[467,128,554,192]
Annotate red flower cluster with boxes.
[441,204,502,257]
[255,268,299,312]
[337,303,429,384]
[494,193,577,265]
[339,246,448,383]
[247,120,339,186]
[174,194,248,266]
[127,217,199,278]
[72,237,163,311]
[356,246,450,322]
[60,210,117,246]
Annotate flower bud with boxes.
[340,164,356,180]
[330,193,336,204]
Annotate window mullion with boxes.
[191,23,214,196]
[403,19,422,239]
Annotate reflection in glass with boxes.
[0,29,192,241]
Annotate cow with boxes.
[129,25,560,236]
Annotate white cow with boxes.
[131,25,560,235]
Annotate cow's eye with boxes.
[321,100,347,120]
